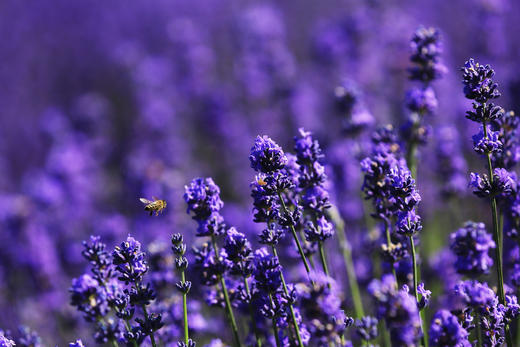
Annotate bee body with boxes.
[140,197,167,216]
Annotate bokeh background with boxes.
[1,0,520,344]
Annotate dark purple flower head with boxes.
[258,223,285,245]
[294,128,323,164]
[224,227,253,277]
[461,58,500,103]
[184,177,224,219]
[253,248,282,293]
[70,273,109,321]
[112,236,148,284]
[301,185,330,213]
[249,135,288,173]
[409,26,446,83]
[429,310,470,347]
[396,210,422,236]
[455,280,498,312]
[470,168,516,199]
[405,87,438,114]
[466,102,504,124]
[354,316,378,342]
[472,126,502,155]
[370,125,402,155]
[450,221,495,277]
[304,215,334,243]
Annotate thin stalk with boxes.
[384,219,398,286]
[318,241,331,283]
[244,277,263,347]
[330,207,364,318]
[181,270,189,346]
[211,235,242,347]
[277,192,313,279]
[408,235,428,347]
[268,293,281,347]
[272,246,305,347]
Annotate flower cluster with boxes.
[184,178,225,237]
[450,221,495,276]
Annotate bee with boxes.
[140,197,167,216]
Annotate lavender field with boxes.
[2,0,520,346]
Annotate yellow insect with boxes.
[139,197,167,216]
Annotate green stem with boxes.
[244,277,262,347]
[409,235,428,347]
[181,270,189,346]
[272,246,305,347]
[379,320,391,347]
[330,207,364,318]
[211,235,242,347]
[318,241,331,285]
[277,192,313,280]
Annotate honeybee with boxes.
[140,197,167,216]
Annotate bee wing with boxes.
[140,198,153,204]
[152,196,160,201]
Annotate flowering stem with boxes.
[181,270,189,346]
[277,192,313,281]
[329,207,365,318]
[268,293,281,347]
[244,277,263,347]
[482,120,511,347]
[140,304,157,347]
[272,246,305,347]
[121,318,138,347]
[211,235,242,347]
[408,235,428,347]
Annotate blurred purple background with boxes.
[1,0,520,343]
